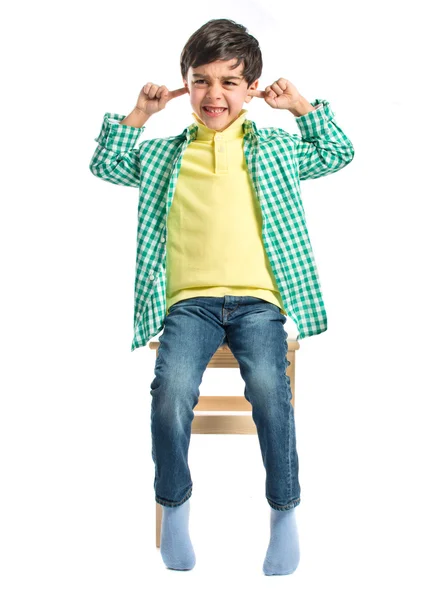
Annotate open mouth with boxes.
[202,107,227,117]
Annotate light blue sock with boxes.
[263,506,300,576]
[160,499,196,570]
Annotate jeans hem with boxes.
[155,486,193,508]
[267,496,300,511]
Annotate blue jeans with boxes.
[149,295,301,511]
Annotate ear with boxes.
[245,79,259,104]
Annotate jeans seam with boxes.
[266,497,300,511]
[156,486,193,508]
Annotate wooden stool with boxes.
[148,339,300,547]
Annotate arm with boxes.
[89,110,149,188]
[289,98,355,180]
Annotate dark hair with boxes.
[180,18,262,87]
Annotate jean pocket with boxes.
[168,299,192,312]
[263,301,281,312]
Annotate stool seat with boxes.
[149,338,300,547]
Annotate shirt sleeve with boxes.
[89,112,146,188]
[292,99,355,180]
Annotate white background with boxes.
[1,0,424,598]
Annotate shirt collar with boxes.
[184,108,257,142]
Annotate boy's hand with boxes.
[248,78,301,110]
[136,83,188,116]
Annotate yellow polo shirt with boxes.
[165,108,286,316]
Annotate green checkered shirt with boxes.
[89,98,354,352]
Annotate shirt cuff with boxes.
[294,99,335,138]
[94,112,146,153]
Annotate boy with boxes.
[89,18,354,575]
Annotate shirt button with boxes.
[149,274,155,280]
[161,236,166,243]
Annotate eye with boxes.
[193,80,236,85]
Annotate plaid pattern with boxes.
[89,98,354,351]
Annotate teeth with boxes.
[204,107,225,113]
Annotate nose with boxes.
[206,81,224,100]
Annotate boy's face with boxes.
[183,58,259,132]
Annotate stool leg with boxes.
[156,502,162,547]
